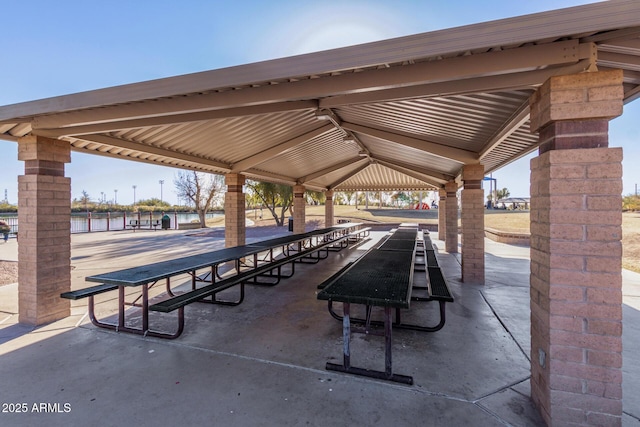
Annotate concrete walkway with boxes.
[0,228,638,426]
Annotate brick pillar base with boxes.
[444,182,458,253]
[293,185,306,234]
[438,188,446,241]
[17,136,71,325]
[225,174,246,247]
[461,165,485,284]
[324,190,334,227]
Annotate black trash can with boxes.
[288,216,294,232]
[161,214,171,230]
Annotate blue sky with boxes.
[2,0,637,206]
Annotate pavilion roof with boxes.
[1,0,639,191]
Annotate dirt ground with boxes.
[0,260,17,286]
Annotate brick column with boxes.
[438,188,446,241]
[529,70,624,426]
[444,181,458,253]
[17,135,71,325]
[293,185,306,233]
[324,190,334,227]
[224,173,245,247]
[461,164,485,284]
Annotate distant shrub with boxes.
[0,202,17,213]
[623,195,640,211]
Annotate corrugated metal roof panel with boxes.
[0,2,639,194]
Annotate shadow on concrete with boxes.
[1,230,638,425]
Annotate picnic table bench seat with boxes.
[128,219,161,231]
[347,226,371,243]
[61,283,119,300]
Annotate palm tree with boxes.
[496,188,510,200]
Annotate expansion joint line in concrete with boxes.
[479,290,530,363]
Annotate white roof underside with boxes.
[1,0,640,192]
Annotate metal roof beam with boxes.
[74,134,232,171]
[328,162,371,190]
[1,1,638,124]
[370,155,453,184]
[24,40,584,129]
[373,159,442,188]
[68,144,224,175]
[319,62,596,108]
[581,27,640,44]
[33,100,318,137]
[478,100,530,161]
[342,122,477,164]
[243,169,298,186]
[298,157,368,184]
[230,124,334,172]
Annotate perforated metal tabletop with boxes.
[317,250,414,309]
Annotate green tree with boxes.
[390,191,410,207]
[339,191,355,205]
[246,181,293,226]
[496,187,510,200]
[306,190,325,205]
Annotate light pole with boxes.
[159,180,164,204]
[114,189,118,205]
[132,185,137,208]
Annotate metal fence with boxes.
[0,212,220,236]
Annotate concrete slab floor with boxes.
[0,228,638,426]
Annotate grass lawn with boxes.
[214,205,640,274]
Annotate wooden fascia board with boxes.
[342,122,477,164]
[230,124,334,172]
